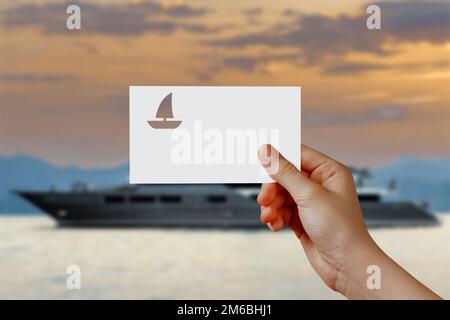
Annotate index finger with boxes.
[301,144,345,174]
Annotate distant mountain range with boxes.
[370,156,450,212]
[0,154,128,214]
[0,154,449,213]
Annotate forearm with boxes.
[336,239,442,300]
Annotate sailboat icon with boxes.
[147,93,182,129]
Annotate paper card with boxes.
[129,86,301,183]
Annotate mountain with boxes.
[373,155,450,184]
[0,154,449,213]
[0,154,128,213]
[368,156,450,212]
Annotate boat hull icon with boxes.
[148,93,182,129]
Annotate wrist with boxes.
[335,235,384,299]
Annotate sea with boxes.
[0,215,449,299]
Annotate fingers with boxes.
[261,206,292,232]
[257,183,279,206]
[258,144,320,203]
[301,144,337,174]
[260,201,304,234]
[258,187,301,233]
[301,144,353,190]
[260,192,286,222]
[269,211,286,232]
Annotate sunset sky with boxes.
[0,0,449,168]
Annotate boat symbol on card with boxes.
[147,93,182,129]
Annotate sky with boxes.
[0,0,449,168]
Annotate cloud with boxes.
[223,56,260,72]
[201,1,450,77]
[303,105,410,126]
[191,52,301,80]
[322,61,387,75]
[1,1,215,35]
[162,3,208,18]
[242,8,263,17]
[222,53,300,72]
[322,60,450,75]
[282,9,297,17]
[207,1,450,62]
[241,7,264,25]
[381,1,450,43]
[0,73,79,82]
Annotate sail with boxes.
[156,93,173,119]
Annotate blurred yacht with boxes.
[16,169,439,228]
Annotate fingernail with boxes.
[259,144,272,167]
[260,206,269,216]
[263,145,272,168]
[271,217,283,232]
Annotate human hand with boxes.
[257,144,441,299]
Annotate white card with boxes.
[129,86,301,183]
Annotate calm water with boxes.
[0,215,449,299]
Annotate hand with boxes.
[257,144,441,300]
[258,144,370,292]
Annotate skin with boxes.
[257,144,442,300]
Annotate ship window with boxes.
[207,195,227,203]
[160,195,182,203]
[130,195,155,203]
[358,194,381,202]
[104,195,125,203]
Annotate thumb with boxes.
[258,144,320,203]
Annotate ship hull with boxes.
[17,187,439,229]
[147,120,182,129]
[17,188,262,228]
